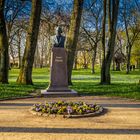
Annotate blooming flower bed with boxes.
[31,101,102,117]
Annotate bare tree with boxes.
[82,0,102,73]
[17,0,42,84]
[123,0,140,74]
[101,0,120,84]
[65,0,84,85]
[0,0,9,83]
[4,0,29,68]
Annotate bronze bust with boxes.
[52,26,65,48]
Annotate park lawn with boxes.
[0,68,140,100]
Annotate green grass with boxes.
[0,68,140,100]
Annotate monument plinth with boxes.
[48,47,70,92]
[41,26,77,97]
[41,47,77,97]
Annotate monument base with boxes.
[46,86,71,92]
[41,89,78,97]
[42,47,78,97]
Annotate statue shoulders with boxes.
[60,35,65,41]
[51,35,65,40]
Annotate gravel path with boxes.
[0,96,140,140]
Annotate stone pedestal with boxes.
[41,47,77,97]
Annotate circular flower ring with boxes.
[30,101,103,118]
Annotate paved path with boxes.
[0,96,140,140]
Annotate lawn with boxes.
[0,68,140,100]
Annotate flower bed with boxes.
[31,101,103,118]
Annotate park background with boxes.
[0,0,140,100]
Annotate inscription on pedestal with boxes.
[47,47,70,92]
[55,56,63,62]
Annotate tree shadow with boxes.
[0,103,139,108]
[0,127,139,134]
[72,82,140,99]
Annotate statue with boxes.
[41,26,77,96]
[52,26,65,48]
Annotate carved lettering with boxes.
[55,56,63,62]
[56,56,62,59]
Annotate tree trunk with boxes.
[126,45,132,74]
[116,62,121,71]
[40,45,44,68]
[73,51,78,70]
[34,44,40,68]
[65,0,84,85]
[123,0,139,74]
[0,0,9,84]
[83,51,87,69]
[17,0,42,85]
[18,44,21,69]
[91,43,97,74]
[112,59,115,71]
[9,45,16,67]
[101,0,107,84]
[101,0,120,84]
[17,30,22,69]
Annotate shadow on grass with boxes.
[111,70,140,76]
[72,82,140,100]
[0,82,48,99]
[1,81,140,100]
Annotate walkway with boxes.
[0,96,140,140]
